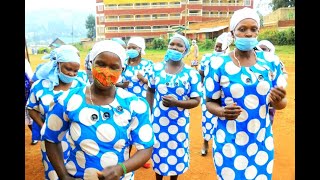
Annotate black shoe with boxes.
[31,140,38,145]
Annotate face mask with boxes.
[213,51,224,56]
[234,35,258,51]
[165,49,184,61]
[92,66,122,87]
[126,49,140,59]
[58,64,76,83]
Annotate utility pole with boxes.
[184,1,188,36]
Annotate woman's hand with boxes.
[222,103,242,120]
[162,95,178,107]
[97,165,123,180]
[269,86,286,104]
[269,86,287,110]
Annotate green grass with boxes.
[28,45,295,71]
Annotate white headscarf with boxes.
[229,7,260,31]
[216,32,233,52]
[127,37,146,55]
[89,40,127,67]
[257,40,275,54]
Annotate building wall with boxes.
[263,7,295,27]
[96,0,254,40]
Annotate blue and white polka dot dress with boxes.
[122,58,153,98]
[26,78,86,180]
[42,87,154,180]
[199,53,219,141]
[77,70,90,85]
[204,51,287,180]
[148,62,202,176]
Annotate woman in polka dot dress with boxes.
[204,8,287,180]
[198,32,232,156]
[26,45,86,180]
[42,40,154,180]
[146,33,202,180]
[119,37,153,99]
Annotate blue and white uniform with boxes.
[42,86,154,179]
[204,51,287,180]
[148,62,202,176]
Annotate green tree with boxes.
[85,14,96,39]
[272,0,295,11]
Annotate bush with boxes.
[37,47,51,54]
[151,38,167,50]
[198,39,214,50]
[258,28,295,45]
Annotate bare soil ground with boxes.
[25,66,294,180]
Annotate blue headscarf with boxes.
[41,48,59,61]
[111,37,126,47]
[169,33,190,57]
[34,45,80,90]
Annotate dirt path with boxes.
[25,66,295,180]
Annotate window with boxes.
[97,5,103,11]
[99,16,105,22]
[98,27,104,33]
[244,0,250,6]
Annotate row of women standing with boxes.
[27,7,287,180]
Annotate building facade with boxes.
[95,0,254,41]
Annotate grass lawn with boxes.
[28,45,295,71]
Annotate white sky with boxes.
[25,0,96,12]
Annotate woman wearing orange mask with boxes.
[42,40,154,180]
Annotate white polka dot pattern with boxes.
[204,52,280,180]
[149,62,202,176]
[41,86,154,179]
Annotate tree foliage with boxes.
[272,0,295,11]
[85,14,96,39]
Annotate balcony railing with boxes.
[104,4,181,10]
[202,2,244,6]
[105,27,174,33]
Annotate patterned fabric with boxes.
[25,73,31,104]
[148,62,202,176]
[199,53,221,141]
[204,51,287,180]
[42,86,154,180]
[77,70,90,85]
[26,78,86,180]
[121,58,153,98]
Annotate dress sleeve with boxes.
[188,69,203,98]
[204,59,222,100]
[272,56,288,89]
[26,80,42,111]
[129,97,154,150]
[147,64,156,89]
[42,92,70,143]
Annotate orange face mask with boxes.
[92,67,122,87]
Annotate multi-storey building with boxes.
[95,0,254,41]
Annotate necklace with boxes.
[166,62,184,74]
[233,50,257,67]
[233,50,241,67]
[89,85,94,105]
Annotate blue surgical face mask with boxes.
[58,64,76,83]
[213,51,224,56]
[126,49,140,59]
[234,35,258,51]
[165,49,184,61]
